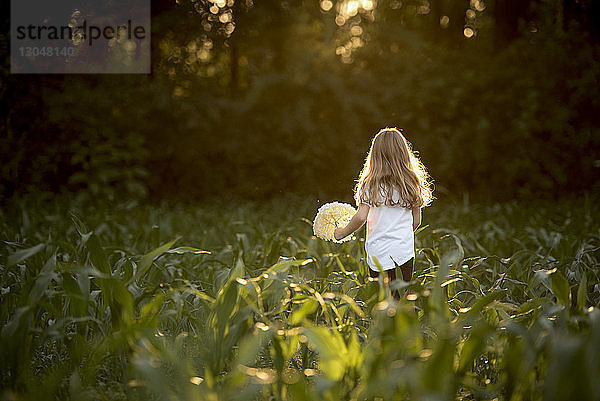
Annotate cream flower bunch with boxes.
[312,202,356,243]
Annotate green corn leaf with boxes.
[29,254,56,304]
[1,306,31,337]
[577,271,587,312]
[62,272,88,317]
[457,322,492,374]
[518,297,548,314]
[290,299,318,325]
[550,270,571,307]
[423,337,456,394]
[236,329,272,366]
[140,292,166,322]
[303,327,347,381]
[133,237,180,282]
[62,273,83,299]
[8,243,45,266]
[441,277,462,287]
[164,246,210,255]
[83,232,110,275]
[457,289,507,323]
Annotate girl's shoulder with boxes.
[362,184,409,208]
[373,187,414,209]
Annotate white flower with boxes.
[312,202,356,243]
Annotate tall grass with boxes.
[1,195,599,400]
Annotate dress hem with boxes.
[367,254,414,272]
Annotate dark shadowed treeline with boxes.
[2,0,599,203]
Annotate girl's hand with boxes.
[334,204,369,241]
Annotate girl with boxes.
[334,128,433,292]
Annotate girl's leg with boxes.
[368,267,405,300]
[385,269,400,300]
[399,258,414,282]
[386,268,397,282]
[369,267,395,282]
[368,267,400,299]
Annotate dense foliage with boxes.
[2,1,600,202]
[1,195,599,400]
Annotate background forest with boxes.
[2,0,599,204]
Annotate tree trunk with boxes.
[429,0,443,43]
[443,0,467,48]
[494,0,527,48]
[229,38,239,95]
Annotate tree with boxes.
[494,0,529,48]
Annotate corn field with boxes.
[1,196,599,400]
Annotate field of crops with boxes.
[1,195,599,401]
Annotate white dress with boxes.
[364,188,415,271]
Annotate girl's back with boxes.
[365,188,415,271]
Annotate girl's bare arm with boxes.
[334,203,370,241]
[412,207,422,231]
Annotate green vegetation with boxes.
[1,196,598,400]
[3,1,600,202]
[2,1,598,399]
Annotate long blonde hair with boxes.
[354,128,433,208]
